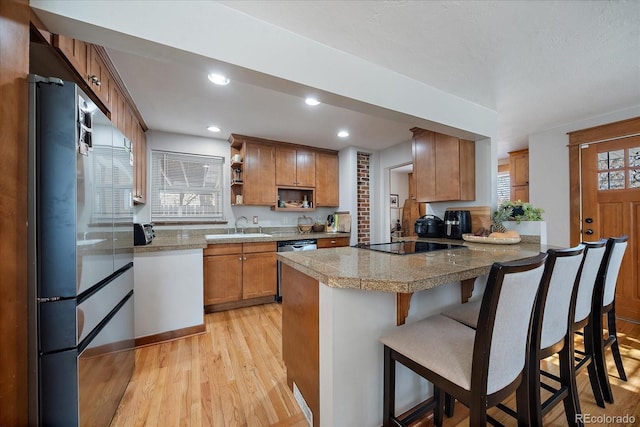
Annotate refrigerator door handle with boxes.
[37,297,62,303]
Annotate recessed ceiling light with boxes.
[337,130,349,138]
[207,126,221,133]
[305,97,321,106]
[207,73,230,85]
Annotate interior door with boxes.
[580,136,640,321]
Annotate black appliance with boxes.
[414,215,444,238]
[443,210,472,239]
[27,76,134,427]
[356,241,466,255]
[134,223,155,246]
[276,239,318,301]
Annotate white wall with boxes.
[135,130,337,229]
[529,105,640,247]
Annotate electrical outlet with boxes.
[253,216,258,224]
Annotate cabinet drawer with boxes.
[317,236,350,248]
[204,243,242,256]
[243,241,276,254]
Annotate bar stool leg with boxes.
[559,341,582,427]
[444,393,455,417]
[383,346,396,427]
[607,309,627,381]
[590,311,614,404]
[433,386,444,427]
[583,324,605,408]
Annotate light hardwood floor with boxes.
[111,303,639,426]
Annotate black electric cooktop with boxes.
[356,241,466,255]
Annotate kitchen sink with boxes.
[205,233,272,240]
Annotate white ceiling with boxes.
[34,1,639,158]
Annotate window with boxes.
[497,172,511,203]
[151,150,224,221]
[597,146,640,190]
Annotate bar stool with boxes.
[442,246,586,425]
[590,236,628,404]
[570,240,608,408]
[380,253,548,426]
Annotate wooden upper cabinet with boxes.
[276,147,315,187]
[244,142,276,205]
[509,149,529,202]
[315,152,339,206]
[87,46,111,109]
[408,172,416,200]
[412,127,475,202]
[53,35,88,79]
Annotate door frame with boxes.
[567,116,640,245]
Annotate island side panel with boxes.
[281,263,320,427]
[319,282,465,427]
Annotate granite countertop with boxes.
[134,230,351,253]
[277,238,549,293]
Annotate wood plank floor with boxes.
[111,303,640,426]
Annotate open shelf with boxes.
[273,186,315,211]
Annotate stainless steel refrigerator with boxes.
[28,75,135,426]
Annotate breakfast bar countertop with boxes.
[277,239,547,293]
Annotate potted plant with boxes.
[493,200,544,232]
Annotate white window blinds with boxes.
[151,150,224,221]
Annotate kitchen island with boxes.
[277,240,547,427]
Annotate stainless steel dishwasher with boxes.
[276,239,317,301]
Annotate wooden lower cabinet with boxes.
[242,251,277,299]
[317,236,350,248]
[203,242,276,312]
[204,253,243,305]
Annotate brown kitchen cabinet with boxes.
[53,34,88,81]
[408,172,416,200]
[203,241,277,312]
[276,146,315,187]
[87,45,111,109]
[317,236,350,248]
[54,35,111,110]
[411,127,475,202]
[229,135,277,206]
[509,149,529,202]
[203,244,243,306]
[315,152,339,206]
[242,244,277,299]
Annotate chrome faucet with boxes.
[235,216,248,233]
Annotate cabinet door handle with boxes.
[331,240,336,244]
[87,74,101,86]
[243,257,247,261]
[238,257,243,261]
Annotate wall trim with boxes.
[134,323,206,348]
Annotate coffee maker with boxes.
[443,210,472,239]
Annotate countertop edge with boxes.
[135,232,351,253]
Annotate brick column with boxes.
[357,152,370,244]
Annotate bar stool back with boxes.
[571,239,608,408]
[591,236,628,404]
